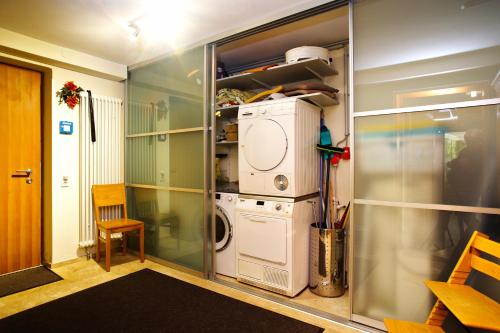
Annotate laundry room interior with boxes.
[3,0,499,331]
[212,5,351,319]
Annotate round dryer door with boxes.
[242,119,287,171]
[215,206,232,252]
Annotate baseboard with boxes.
[48,256,86,269]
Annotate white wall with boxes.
[324,47,350,215]
[0,51,125,265]
[0,27,126,80]
[51,68,124,264]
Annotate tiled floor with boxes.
[0,255,362,333]
[216,274,350,319]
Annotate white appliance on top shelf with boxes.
[215,192,238,277]
[236,194,318,297]
[238,98,320,198]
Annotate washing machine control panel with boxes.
[236,198,293,217]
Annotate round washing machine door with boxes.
[215,206,232,252]
[242,119,287,171]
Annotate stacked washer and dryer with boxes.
[233,98,321,297]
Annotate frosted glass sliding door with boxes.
[352,104,500,325]
[352,0,500,112]
[351,0,500,329]
[126,45,213,274]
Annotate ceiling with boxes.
[218,6,348,70]
[0,0,331,66]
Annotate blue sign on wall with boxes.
[59,121,73,135]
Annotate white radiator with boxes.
[79,92,124,247]
[126,102,158,185]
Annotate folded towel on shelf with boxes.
[216,88,256,107]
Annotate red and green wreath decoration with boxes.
[56,81,84,109]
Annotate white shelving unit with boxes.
[216,58,339,109]
[217,58,337,90]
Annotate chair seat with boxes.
[97,218,143,232]
[384,319,445,333]
[99,231,123,240]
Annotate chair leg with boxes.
[140,225,145,263]
[105,230,111,272]
[122,233,127,255]
[96,229,101,262]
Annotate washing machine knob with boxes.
[260,108,267,115]
[227,196,233,202]
[275,203,282,211]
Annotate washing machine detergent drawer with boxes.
[238,214,287,265]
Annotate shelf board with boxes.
[125,127,204,138]
[216,58,337,90]
[216,105,239,118]
[216,141,238,145]
[296,92,339,107]
[216,105,239,111]
[126,184,204,194]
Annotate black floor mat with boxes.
[0,266,62,298]
[0,268,323,333]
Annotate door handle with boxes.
[12,168,32,178]
[249,219,267,224]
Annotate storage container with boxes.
[309,225,345,297]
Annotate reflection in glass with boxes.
[353,0,500,112]
[127,187,204,271]
[126,131,204,189]
[126,136,157,185]
[354,104,500,208]
[352,204,499,323]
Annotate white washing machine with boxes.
[215,192,238,277]
[236,194,319,297]
[238,98,320,198]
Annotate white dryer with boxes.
[215,192,238,277]
[235,194,319,297]
[238,98,320,198]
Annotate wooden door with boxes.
[0,63,42,274]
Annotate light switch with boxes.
[61,175,69,187]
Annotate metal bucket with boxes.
[309,225,345,297]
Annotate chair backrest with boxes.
[92,183,128,222]
[426,231,499,326]
[447,231,499,284]
[469,233,500,281]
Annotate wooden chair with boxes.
[92,184,144,272]
[385,231,500,333]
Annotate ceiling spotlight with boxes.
[127,22,141,40]
[467,90,484,98]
